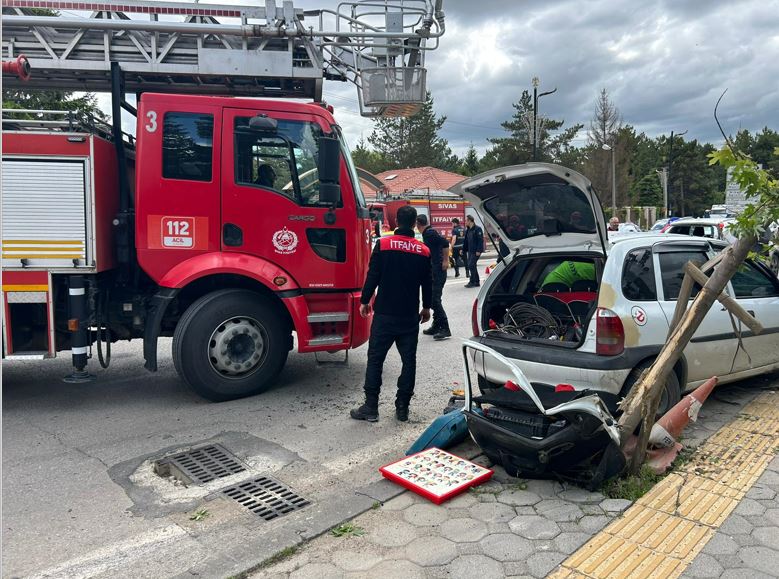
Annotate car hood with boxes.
[451,163,608,256]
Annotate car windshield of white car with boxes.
[481,183,596,241]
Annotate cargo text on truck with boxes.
[1,0,446,400]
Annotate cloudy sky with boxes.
[318,0,779,157]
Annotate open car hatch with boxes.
[451,163,609,256]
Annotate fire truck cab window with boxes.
[234,117,325,206]
[162,112,214,181]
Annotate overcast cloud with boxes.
[322,0,779,157]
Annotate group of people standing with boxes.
[350,206,485,424]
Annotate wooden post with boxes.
[618,234,758,473]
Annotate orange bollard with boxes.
[648,376,718,448]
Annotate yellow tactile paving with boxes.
[706,429,777,455]
[547,567,590,579]
[553,391,779,579]
[604,504,713,562]
[638,473,742,526]
[680,443,773,492]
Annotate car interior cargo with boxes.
[480,254,604,347]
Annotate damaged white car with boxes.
[452,163,779,415]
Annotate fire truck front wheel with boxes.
[173,289,289,401]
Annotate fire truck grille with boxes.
[221,477,310,521]
[155,444,247,485]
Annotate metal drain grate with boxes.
[221,477,310,521]
[155,444,247,485]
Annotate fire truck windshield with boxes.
[336,127,367,210]
[235,117,329,206]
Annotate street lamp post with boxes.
[531,76,557,161]
[602,143,616,214]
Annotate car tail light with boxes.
[596,308,624,355]
[471,299,479,336]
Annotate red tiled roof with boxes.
[375,167,467,194]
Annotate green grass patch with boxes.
[371,501,381,510]
[601,465,663,501]
[330,522,366,538]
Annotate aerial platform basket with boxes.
[360,66,426,117]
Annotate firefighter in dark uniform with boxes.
[417,214,451,340]
[450,217,466,278]
[350,205,433,423]
[463,214,485,287]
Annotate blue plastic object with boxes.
[406,410,469,455]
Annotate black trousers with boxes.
[452,246,465,276]
[468,251,480,285]
[364,314,420,406]
[431,269,448,330]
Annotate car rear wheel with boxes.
[173,289,289,402]
[620,360,681,418]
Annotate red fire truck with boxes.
[382,198,476,238]
[1,0,445,400]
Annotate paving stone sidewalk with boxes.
[251,382,777,579]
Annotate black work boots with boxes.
[350,403,379,422]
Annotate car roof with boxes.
[668,217,733,226]
[608,233,727,251]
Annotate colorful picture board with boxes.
[379,447,493,504]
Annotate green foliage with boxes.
[254,546,298,571]
[3,90,107,121]
[189,508,209,521]
[709,146,779,240]
[483,90,584,169]
[631,173,663,206]
[460,144,481,176]
[330,522,366,537]
[367,91,453,171]
[350,137,387,174]
[601,465,662,501]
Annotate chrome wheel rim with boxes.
[207,316,266,378]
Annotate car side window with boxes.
[670,225,690,236]
[731,261,779,298]
[622,248,657,301]
[658,251,708,300]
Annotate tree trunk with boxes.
[617,235,757,473]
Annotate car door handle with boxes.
[223,223,243,247]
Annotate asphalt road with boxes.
[2,269,484,578]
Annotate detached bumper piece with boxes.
[461,340,624,490]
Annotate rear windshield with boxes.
[481,183,596,241]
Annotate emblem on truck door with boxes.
[272,227,299,254]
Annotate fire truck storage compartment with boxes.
[481,254,603,346]
[2,132,121,272]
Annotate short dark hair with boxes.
[396,205,417,229]
[416,214,428,227]
[452,217,460,224]
[466,215,475,223]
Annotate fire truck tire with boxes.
[173,289,289,402]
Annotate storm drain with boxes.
[221,477,310,521]
[154,444,247,485]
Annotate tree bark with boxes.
[617,235,757,473]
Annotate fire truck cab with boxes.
[2,95,373,400]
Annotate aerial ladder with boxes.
[2,0,445,117]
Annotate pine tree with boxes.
[483,90,583,169]
[587,88,622,148]
[367,91,452,169]
[461,144,480,175]
[350,137,388,174]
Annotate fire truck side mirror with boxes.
[318,134,341,205]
